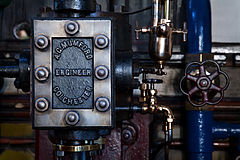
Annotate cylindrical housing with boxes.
[149,27,172,61]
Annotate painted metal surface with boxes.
[186,111,213,160]
[37,113,152,160]
[187,0,211,54]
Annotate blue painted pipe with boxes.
[213,122,240,150]
[186,0,212,159]
[187,0,211,54]
[186,111,213,160]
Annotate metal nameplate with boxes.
[52,38,93,109]
[32,18,113,128]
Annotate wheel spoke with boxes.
[210,84,222,92]
[202,91,209,102]
[187,74,198,82]
[189,86,199,96]
[199,65,206,76]
[208,70,219,80]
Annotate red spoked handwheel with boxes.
[180,60,229,107]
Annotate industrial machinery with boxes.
[1,0,240,160]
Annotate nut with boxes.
[95,34,109,49]
[35,67,49,82]
[65,21,79,35]
[95,97,110,112]
[35,35,49,50]
[35,98,49,112]
[95,65,109,80]
[65,111,80,126]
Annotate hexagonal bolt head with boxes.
[95,97,110,112]
[95,65,109,80]
[95,34,109,49]
[35,35,49,50]
[35,67,49,82]
[65,21,79,35]
[35,98,49,112]
[65,111,80,126]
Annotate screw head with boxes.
[35,98,49,112]
[65,111,80,126]
[65,21,79,35]
[200,79,209,87]
[95,97,110,112]
[95,65,109,80]
[35,67,49,82]
[35,35,49,50]
[197,77,211,90]
[95,34,109,49]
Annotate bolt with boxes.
[65,111,80,126]
[95,34,109,49]
[35,35,49,50]
[122,127,136,145]
[67,23,75,31]
[123,133,130,139]
[65,21,79,35]
[99,100,107,108]
[37,70,46,78]
[35,67,49,82]
[68,113,77,122]
[95,65,109,80]
[95,97,110,112]
[200,79,208,87]
[35,98,49,112]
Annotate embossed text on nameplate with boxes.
[52,38,93,109]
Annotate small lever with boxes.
[135,21,150,40]
[173,22,188,42]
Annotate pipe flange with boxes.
[53,144,100,152]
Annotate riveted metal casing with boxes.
[31,18,114,128]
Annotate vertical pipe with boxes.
[187,0,211,54]
[186,111,213,160]
[152,0,160,27]
[186,0,212,159]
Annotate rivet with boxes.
[95,97,110,112]
[65,21,79,35]
[95,65,109,80]
[65,111,80,126]
[35,67,49,82]
[35,98,49,112]
[35,35,49,50]
[95,34,109,49]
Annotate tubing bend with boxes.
[186,111,213,160]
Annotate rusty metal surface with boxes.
[123,113,153,160]
[35,130,53,160]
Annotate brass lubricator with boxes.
[135,0,187,74]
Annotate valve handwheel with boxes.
[180,60,229,107]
